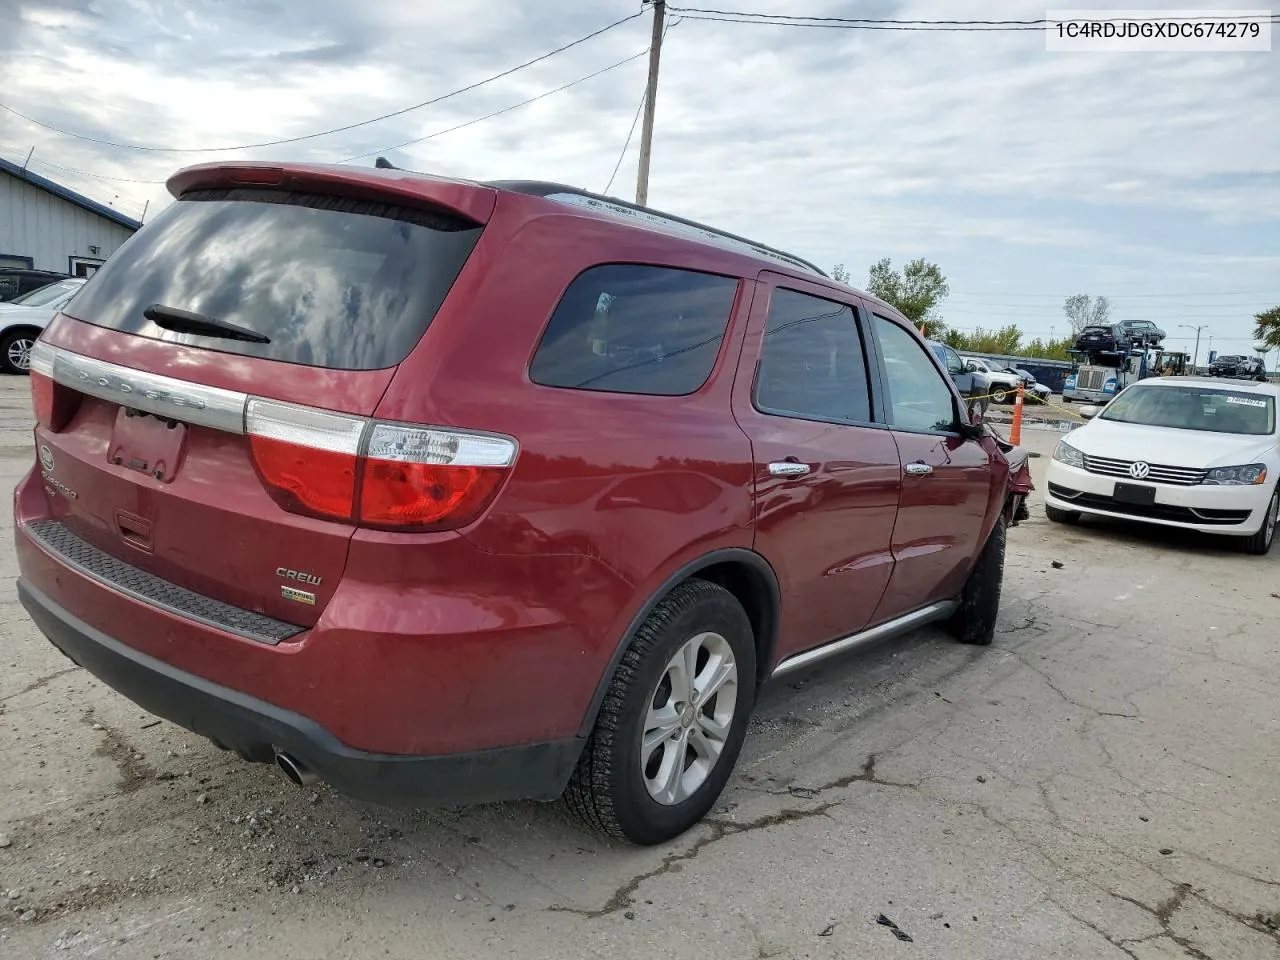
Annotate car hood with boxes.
[0,303,56,322]
[1068,418,1278,468]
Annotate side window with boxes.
[942,345,964,375]
[755,288,872,423]
[529,264,738,396]
[873,316,958,433]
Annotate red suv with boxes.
[15,163,1026,845]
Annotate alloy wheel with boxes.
[640,631,738,806]
[8,337,33,371]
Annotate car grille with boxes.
[1082,454,1206,486]
[1075,369,1110,391]
[1047,483,1251,526]
[24,519,305,645]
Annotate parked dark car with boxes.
[1208,355,1267,381]
[929,340,991,417]
[1117,319,1166,345]
[1075,324,1131,354]
[17,162,1025,845]
[1002,367,1053,402]
[0,268,73,302]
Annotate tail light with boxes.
[28,340,80,432]
[247,399,517,531]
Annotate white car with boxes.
[0,278,86,374]
[1046,377,1279,554]
[961,357,1021,403]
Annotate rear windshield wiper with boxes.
[143,304,271,344]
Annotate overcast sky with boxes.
[1,0,1276,356]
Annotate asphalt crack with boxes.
[782,752,919,798]
[1,666,79,703]
[549,803,838,919]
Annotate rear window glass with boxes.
[62,189,483,370]
[529,264,738,396]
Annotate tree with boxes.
[866,257,950,338]
[1062,294,1112,334]
[1022,336,1077,361]
[831,263,850,284]
[1253,305,1280,350]
[942,325,1023,355]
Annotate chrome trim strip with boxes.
[46,344,248,434]
[770,601,958,678]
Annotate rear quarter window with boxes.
[529,264,739,396]
[61,189,484,370]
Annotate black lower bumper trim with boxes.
[1047,483,1251,526]
[18,580,583,806]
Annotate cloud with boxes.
[0,0,1276,346]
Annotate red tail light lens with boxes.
[30,372,55,430]
[247,400,516,530]
[28,341,79,432]
[360,424,515,530]
[246,400,364,522]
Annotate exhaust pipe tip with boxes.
[275,750,319,788]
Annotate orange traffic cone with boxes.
[1009,381,1025,445]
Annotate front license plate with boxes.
[1112,482,1156,505]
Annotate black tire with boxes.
[563,579,756,845]
[1046,503,1081,524]
[1237,488,1278,556]
[0,328,39,375]
[991,388,1009,404]
[947,518,1006,646]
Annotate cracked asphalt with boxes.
[0,379,1277,960]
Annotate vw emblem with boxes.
[1129,461,1150,480]
[38,444,54,472]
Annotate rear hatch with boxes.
[29,171,488,629]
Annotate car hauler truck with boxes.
[1063,346,1188,403]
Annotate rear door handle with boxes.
[768,461,811,478]
[904,462,933,477]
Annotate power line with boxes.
[339,49,649,163]
[668,6,1277,24]
[0,47,652,182]
[604,89,646,196]
[606,13,680,197]
[669,7,1278,31]
[0,12,643,155]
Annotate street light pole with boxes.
[1179,324,1207,371]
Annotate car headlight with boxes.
[1052,440,1084,469]
[1203,464,1268,486]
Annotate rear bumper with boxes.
[20,579,581,805]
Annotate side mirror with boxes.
[966,362,978,372]
[1078,405,1101,420]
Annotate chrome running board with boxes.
[770,601,958,678]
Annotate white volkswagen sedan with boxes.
[1045,377,1279,555]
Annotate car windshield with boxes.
[10,279,81,306]
[1100,384,1275,436]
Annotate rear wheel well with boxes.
[692,561,778,682]
[1,325,42,340]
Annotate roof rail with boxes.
[486,181,828,279]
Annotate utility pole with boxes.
[1179,324,1207,371]
[635,0,666,207]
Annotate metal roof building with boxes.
[0,157,141,279]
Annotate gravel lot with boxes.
[1,376,1277,960]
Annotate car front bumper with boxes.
[1045,461,1274,535]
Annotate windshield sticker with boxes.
[1223,396,1267,408]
